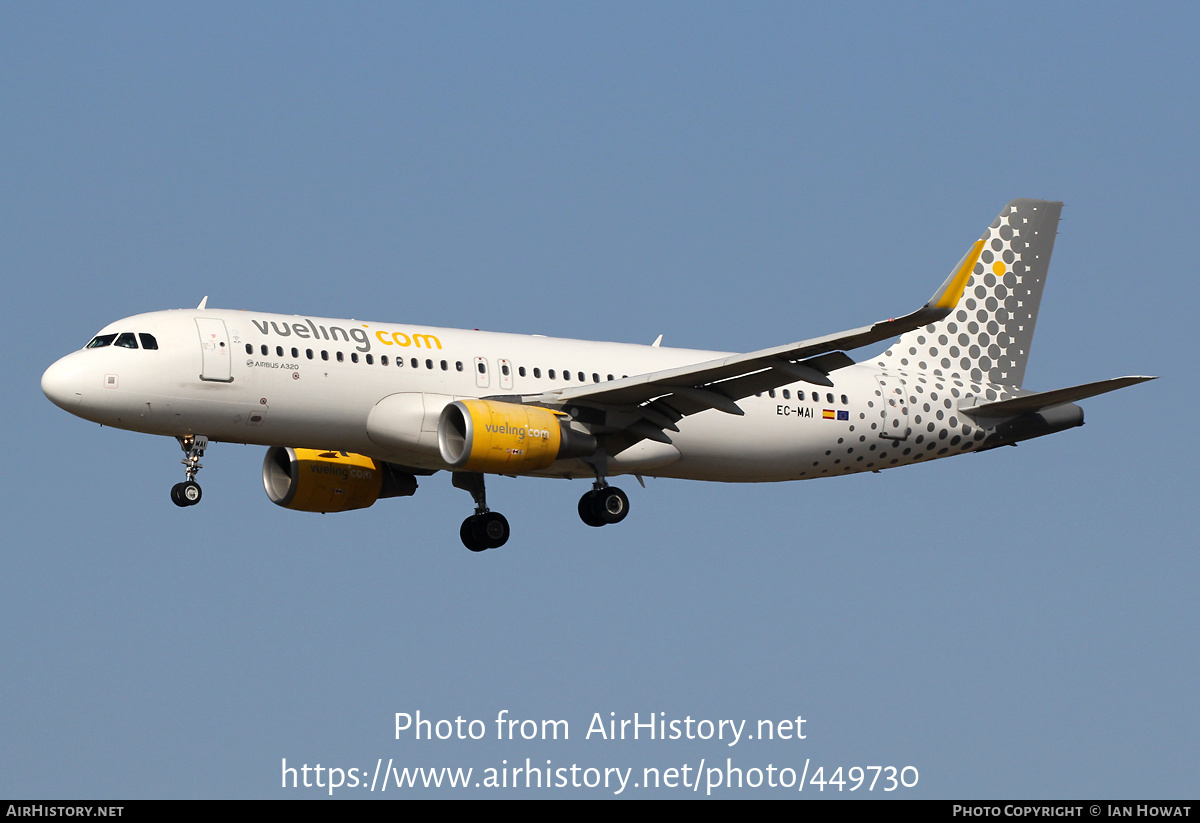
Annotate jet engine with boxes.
[262,447,417,513]
[437,400,597,473]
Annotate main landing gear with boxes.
[578,482,630,528]
[451,468,631,551]
[170,435,208,508]
[453,472,510,552]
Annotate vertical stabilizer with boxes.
[873,199,1062,388]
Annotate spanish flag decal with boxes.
[822,409,836,420]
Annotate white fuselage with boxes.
[42,307,1006,483]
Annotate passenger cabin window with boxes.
[139,334,158,350]
[86,334,117,349]
[115,332,138,349]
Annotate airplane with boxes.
[42,199,1154,551]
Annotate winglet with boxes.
[927,240,984,310]
[197,296,209,310]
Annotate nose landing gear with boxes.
[170,435,208,508]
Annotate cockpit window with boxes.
[86,334,117,349]
[115,332,138,349]
[139,333,159,350]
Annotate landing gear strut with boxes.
[453,472,510,552]
[171,435,208,508]
[578,453,630,527]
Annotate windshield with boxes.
[86,334,117,349]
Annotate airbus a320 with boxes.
[42,200,1153,551]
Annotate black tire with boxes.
[596,487,629,524]
[460,517,487,552]
[473,512,510,550]
[180,480,202,506]
[170,483,189,508]
[578,491,605,527]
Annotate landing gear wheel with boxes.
[473,512,510,549]
[171,481,202,507]
[460,517,488,552]
[460,512,509,551]
[578,491,605,527]
[595,486,629,524]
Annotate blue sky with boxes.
[2,3,1195,798]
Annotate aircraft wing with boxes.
[512,239,983,433]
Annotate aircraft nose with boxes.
[42,354,86,411]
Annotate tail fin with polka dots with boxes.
[873,199,1062,389]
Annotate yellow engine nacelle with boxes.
[437,400,597,473]
[262,447,417,513]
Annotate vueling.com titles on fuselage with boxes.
[249,318,443,354]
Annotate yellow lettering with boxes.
[392,332,411,347]
[412,333,442,350]
[375,331,393,345]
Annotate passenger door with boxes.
[196,318,233,382]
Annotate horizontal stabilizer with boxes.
[960,376,1156,419]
